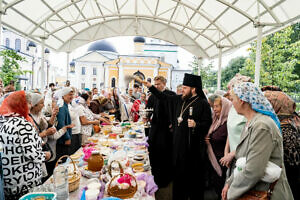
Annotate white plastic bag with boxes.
[234,157,282,183]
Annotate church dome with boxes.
[70,60,75,66]
[133,36,145,43]
[87,40,117,53]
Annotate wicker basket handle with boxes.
[108,160,124,177]
[55,155,76,173]
[108,172,138,194]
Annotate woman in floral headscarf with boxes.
[221,82,293,200]
[262,86,300,200]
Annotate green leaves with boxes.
[241,24,300,93]
[0,49,27,87]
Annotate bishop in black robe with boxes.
[145,73,212,200]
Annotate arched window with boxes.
[5,38,10,48]
[111,78,116,88]
[15,39,21,52]
[133,70,145,86]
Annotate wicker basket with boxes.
[107,173,137,199]
[107,160,137,199]
[108,160,124,177]
[55,155,81,192]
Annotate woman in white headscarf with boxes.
[30,92,74,177]
[54,87,75,161]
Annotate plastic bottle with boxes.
[53,165,69,200]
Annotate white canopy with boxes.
[1,0,299,59]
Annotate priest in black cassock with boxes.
[140,73,212,200]
[146,76,176,197]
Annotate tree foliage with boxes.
[240,25,300,93]
[189,56,217,91]
[0,49,27,86]
[221,56,246,88]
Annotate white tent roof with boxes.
[2,0,299,58]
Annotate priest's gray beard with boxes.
[181,90,192,101]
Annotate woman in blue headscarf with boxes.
[221,82,293,200]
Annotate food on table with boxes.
[93,125,101,133]
[87,150,104,172]
[85,188,100,200]
[133,166,144,173]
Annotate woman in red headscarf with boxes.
[0,91,50,200]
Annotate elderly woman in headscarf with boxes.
[205,96,232,199]
[219,74,249,169]
[89,96,109,115]
[0,91,51,200]
[131,92,147,122]
[29,93,75,177]
[55,87,74,159]
[76,93,110,144]
[222,82,293,200]
[262,86,300,200]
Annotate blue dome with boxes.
[87,40,117,53]
[27,41,36,47]
[44,48,50,54]
[70,60,75,66]
[134,36,145,43]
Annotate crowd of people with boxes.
[0,79,151,200]
[0,73,298,200]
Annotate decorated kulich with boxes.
[87,150,104,172]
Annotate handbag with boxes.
[238,181,277,200]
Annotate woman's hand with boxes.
[52,105,59,116]
[93,120,100,125]
[220,151,235,168]
[100,112,109,118]
[205,136,210,145]
[65,124,75,129]
[65,139,71,146]
[222,184,229,200]
[45,151,51,161]
[100,117,111,124]
[46,127,56,136]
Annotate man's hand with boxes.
[187,119,196,128]
[222,184,229,200]
[65,139,71,146]
[143,81,152,88]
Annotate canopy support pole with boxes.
[254,25,263,86]
[40,38,45,91]
[197,57,202,76]
[31,56,35,89]
[0,0,2,47]
[217,47,222,90]
[66,52,70,81]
